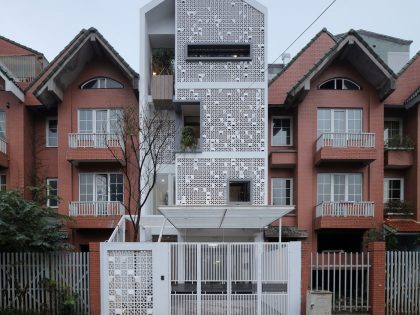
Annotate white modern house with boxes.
[100,1,301,314]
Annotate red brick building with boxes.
[0,28,139,250]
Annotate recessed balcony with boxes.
[0,138,8,168]
[315,201,376,229]
[66,133,124,165]
[315,132,377,165]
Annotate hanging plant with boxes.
[180,126,197,151]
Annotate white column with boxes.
[288,241,302,315]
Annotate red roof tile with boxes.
[384,219,420,233]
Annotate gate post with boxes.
[368,242,386,315]
[89,242,101,315]
[288,242,301,315]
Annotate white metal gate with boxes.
[101,242,301,315]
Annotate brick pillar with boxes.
[368,241,386,315]
[300,239,312,315]
[89,242,101,315]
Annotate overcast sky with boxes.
[1,0,419,71]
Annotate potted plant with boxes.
[385,135,415,150]
[384,200,413,217]
[180,126,197,151]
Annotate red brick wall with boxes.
[368,242,386,315]
[89,242,101,315]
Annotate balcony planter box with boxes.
[384,149,414,169]
[151,75,173,104]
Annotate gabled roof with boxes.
[0,62,25,101]
[27,28,138,106]
[285,29,397,106]
[269,28,337,86]
[397,50,420,77]
[0,34,45,56]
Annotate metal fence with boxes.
[311,252,370,313]
[0,252,90,314]
[386,251,420,315]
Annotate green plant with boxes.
[0,190,71,252]
[363,228,398,250]
[384,200,412,215]
[385,135,415,149]
[180,126,197,150]
[40,278,79,315]
[152,48,175,75]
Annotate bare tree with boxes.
[107,103,173,241]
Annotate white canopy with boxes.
[157,205,294,229]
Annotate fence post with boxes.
[89,242,101,315]
[368,241,386,315]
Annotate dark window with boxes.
[187,44,251,60]
[47,178,58,208]
[272,118,292,146]
[319,78,360,90]
[80,77,123,89]
[0,174,5,191]
[229,181,251,203]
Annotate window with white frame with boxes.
[319,78,361,90]
[79,173,123,203]
[384,118,402,143]
[384,178,404,202]
[317,109,362,136]
[317,173,362,203]
[272,117,292,146]
[272,178,293,205]
[0,111,5,139]
[46,118,58,147]
[0,174,6,191]
[80,77,123,89]
[46,178,58,208]
[78,109,122,134]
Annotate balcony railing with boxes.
[68,133,122,149]
[316,132,375,151]
[316,201,375,218]
[69,201,125,216]
[0,138,7,155]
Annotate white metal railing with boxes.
[68,133,122,149]
[316,201,374,217]
[108,215,126,243]
[316,132,375,151]
[69,201,124,216]
[0,137,7,155]
[311,252,371,312]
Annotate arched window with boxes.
[80,77,123,89]
[319,78,361,90]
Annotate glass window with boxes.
[80,77,123,89]
[317,173,362,203]
[46,118,58,147]
[384,119,402,143]
[319,78,361,90]
[187,44,251,59]
[272,118,292,146]
[384,178,403,202]
[0,174,6,191]
[79,173,123,203]
[272,178,293,205]
[78,109,122,134]
[0,111,5,139]
[46,178,58,208]
[317,109,362,135]
[79,110,93,133]
[229,181,251,203]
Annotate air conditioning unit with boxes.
[306,290,332,315]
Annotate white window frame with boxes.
[271,178,293,206]
[271,116,293,146]
[46,178,58,208]
[317,173,363,203]
[0,111,6,139]
[80,77,123,89]
[319,78,361,90]
[46,117,58,147]
[384,117,403,143]
[317,108,363,136]
[384,178,404,202]
[78,173,124,203]
[77,109,122,134]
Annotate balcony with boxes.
[315,132,377,165]
[66,133,124,165]
[0,138,8,168]
[68,201,124,229]
[315,201,376,229]
[151,75,174,107]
